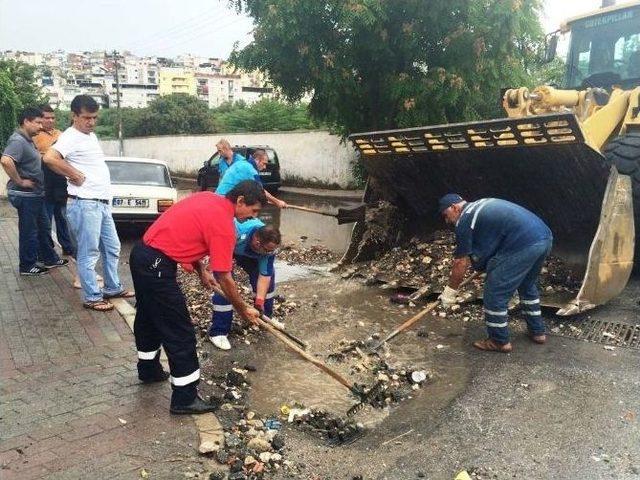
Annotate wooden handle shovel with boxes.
[211,287,367,398]
[372,272,482,351]
[287,204,366,225]
[257,317,355,392]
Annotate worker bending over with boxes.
[209,218,281,350]
[130,180,264,414]
[438,193,553,353]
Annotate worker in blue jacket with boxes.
[216,148,287,209]
[438,194,553,353]
[208,218,281,350]
[216,139,245,180]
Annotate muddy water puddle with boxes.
[244,276,473,429]
[274,261,330,282]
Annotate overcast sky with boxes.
[0,0,604,59]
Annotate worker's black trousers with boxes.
[130,242,199,407]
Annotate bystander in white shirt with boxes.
[52,127,111,200]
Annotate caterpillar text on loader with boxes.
[345,1,640,316]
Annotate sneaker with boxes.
[210,335,231,350]
[268,318,286,330]
[44,258,69,269]
[20,266,49,276]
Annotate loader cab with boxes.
[563,3,640,90]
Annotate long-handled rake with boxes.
[372,272,482,351]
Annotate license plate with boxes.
[112,197,149,208]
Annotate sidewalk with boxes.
[0,213,204,479]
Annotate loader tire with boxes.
[604,132,640,265]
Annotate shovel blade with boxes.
[337,204,367,225]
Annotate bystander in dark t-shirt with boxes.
[2,130,44,196]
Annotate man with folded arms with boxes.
[43,95,133,311]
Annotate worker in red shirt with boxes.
[130,180,265,415]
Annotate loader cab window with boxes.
[565,6,640,89]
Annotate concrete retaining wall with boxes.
[0,130,358,197]
[101,130,358,187]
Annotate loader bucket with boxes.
[347,113,635,315]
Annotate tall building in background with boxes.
[158,67,197,96]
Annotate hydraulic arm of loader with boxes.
[348,113,635,315]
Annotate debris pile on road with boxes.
[539,255,582,293]
[178,268,299,341]
[340,229,581,295]
[213,409,292,479]
[326,337,432,410]
[342,231,455,290]
[196,366,297,479]
[277,243,337,265]
[284,407,366,446]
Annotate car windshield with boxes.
[107,161,172,187]
[208,153,221,167]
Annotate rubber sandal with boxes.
[529,333,547,344]
[83,300,114,312]
[103,290,135,299]
[472,338,513,353]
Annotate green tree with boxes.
[127,94,214,137]
[531,57,566,87]
[230,0,545,135]
[0,60,48,150]
[212,98,318,132]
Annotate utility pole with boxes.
[112,50,124,156]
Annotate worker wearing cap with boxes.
[209,218,281,350]
[130,180,265,414]
[438,193,553,353]
[216,148,288,209]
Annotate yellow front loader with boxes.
[344,1,640,315]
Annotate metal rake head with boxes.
[346,380,387,417]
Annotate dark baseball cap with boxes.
[438,193,464,214]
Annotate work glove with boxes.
[438,286,459,307]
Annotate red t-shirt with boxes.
[143,192,235,272]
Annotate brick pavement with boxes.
[0,211,208,479]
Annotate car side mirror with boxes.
[544,34,558,64]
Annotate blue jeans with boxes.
[66,198,123,302]
[8,194,60,272]
[45,201,75,256]
[483,237,553,345]
[209,255,276,337]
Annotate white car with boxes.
[105,156,177,223]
